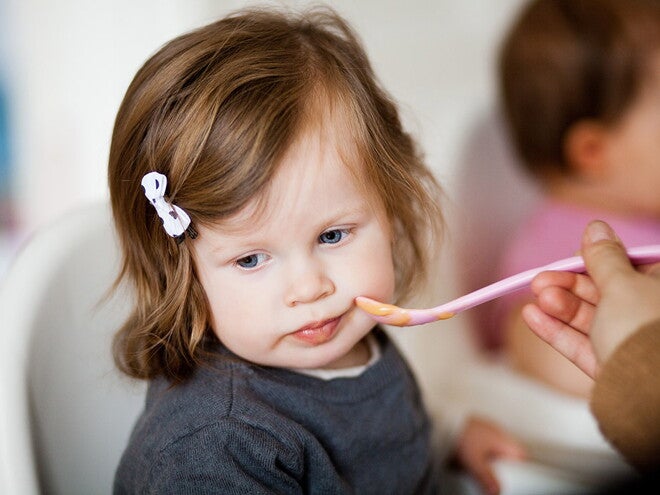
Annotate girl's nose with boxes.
[285,260,335,307]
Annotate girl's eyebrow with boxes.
[320,204,367,226]
[206,232,258,257]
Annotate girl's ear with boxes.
[563,120,609,180]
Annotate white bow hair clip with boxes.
[142,171,197,243]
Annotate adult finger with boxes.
[531,271,599,306]
[536,286,596,334]
[581,221,634,288]
[521,303,598,378]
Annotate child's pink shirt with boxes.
[479,198,660,350]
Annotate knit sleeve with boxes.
[590,321,660,472]
[143,418,305,494]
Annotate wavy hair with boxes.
[108,6,443,383]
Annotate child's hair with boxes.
[499,0,660,177]
[108,6,443,383]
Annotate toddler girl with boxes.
[109,6,523,494]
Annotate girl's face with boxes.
[191,125,395,370]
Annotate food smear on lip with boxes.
[292,317,341,345]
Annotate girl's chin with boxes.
[280,339,365,371]
[318,337,370,370]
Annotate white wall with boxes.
[5,0,215,232]
[4,0,529,408]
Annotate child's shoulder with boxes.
[115,361,308,490]
[141,358,299,441]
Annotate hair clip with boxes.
[141,171,198,243]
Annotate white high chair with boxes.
[0,203,145,495]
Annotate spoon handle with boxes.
[356,244,660,327]
[445,244,660,315]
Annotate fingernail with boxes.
[586,221,615,243]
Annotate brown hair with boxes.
[499,0,660,176]
[108,6,443,383]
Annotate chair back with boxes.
[0,203,145,495]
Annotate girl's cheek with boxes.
[367,260,396,300]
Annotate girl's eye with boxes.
[235,253,269,269]
[319,228,349,244]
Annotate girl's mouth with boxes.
[291,316,341,345]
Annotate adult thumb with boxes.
[581,221,633,289]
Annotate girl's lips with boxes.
[291,317,341,345]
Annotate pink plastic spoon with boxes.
[355,244,660,327]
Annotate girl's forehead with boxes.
[202,92,386,232]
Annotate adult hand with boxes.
[521,220,660,378]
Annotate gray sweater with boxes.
[114,329,440,494]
